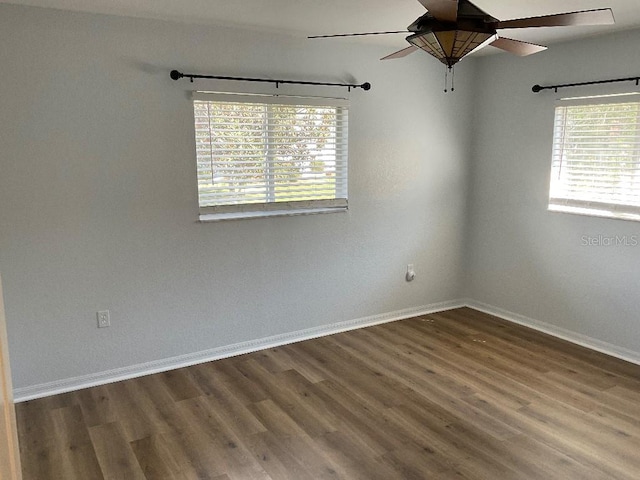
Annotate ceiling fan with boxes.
[310,0,615,75]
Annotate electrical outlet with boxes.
[97,310,111,328]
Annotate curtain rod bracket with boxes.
[170,70,371,92]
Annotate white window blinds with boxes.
[193,92,348,219]
[549,94,640,221]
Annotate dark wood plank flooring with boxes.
[16,308,640,479]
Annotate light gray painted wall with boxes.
[0,4,474,389]
[466,29,640,352]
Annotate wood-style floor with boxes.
[16,308,640,479]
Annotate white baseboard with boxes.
[16,298,639,402]
[14,299,465,402]
[465,299,640,367]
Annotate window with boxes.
[549,93,640,221]
[192,92,348,221]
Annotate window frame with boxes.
[548,92,640,222]
[191,91,349,222]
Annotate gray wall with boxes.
[3,4,639,393]
[0,4,473,390]
[466,29,640,352]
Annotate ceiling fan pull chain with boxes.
[444,65,449,93]
[451,66,455,92]
[444,66,455,94]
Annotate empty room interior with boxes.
[1,0,640,478]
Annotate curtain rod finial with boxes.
[170,70,183,81]
[532,84,542,93]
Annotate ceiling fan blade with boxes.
[381,45,419,60]
[308,31,407,39]
[490,37,547,56]
[494,8,614,29]
[417,0,459,22]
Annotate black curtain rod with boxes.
[170,70,371,91]
[532,76,640,93]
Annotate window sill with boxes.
[548,204,640,223]
[198,206,348,222]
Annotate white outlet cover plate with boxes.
[97,310,110,328]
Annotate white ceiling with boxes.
[2,0,639,52]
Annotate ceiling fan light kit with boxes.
[310,0,615,92]
[406,30,496,68]
[404,0,499,68]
